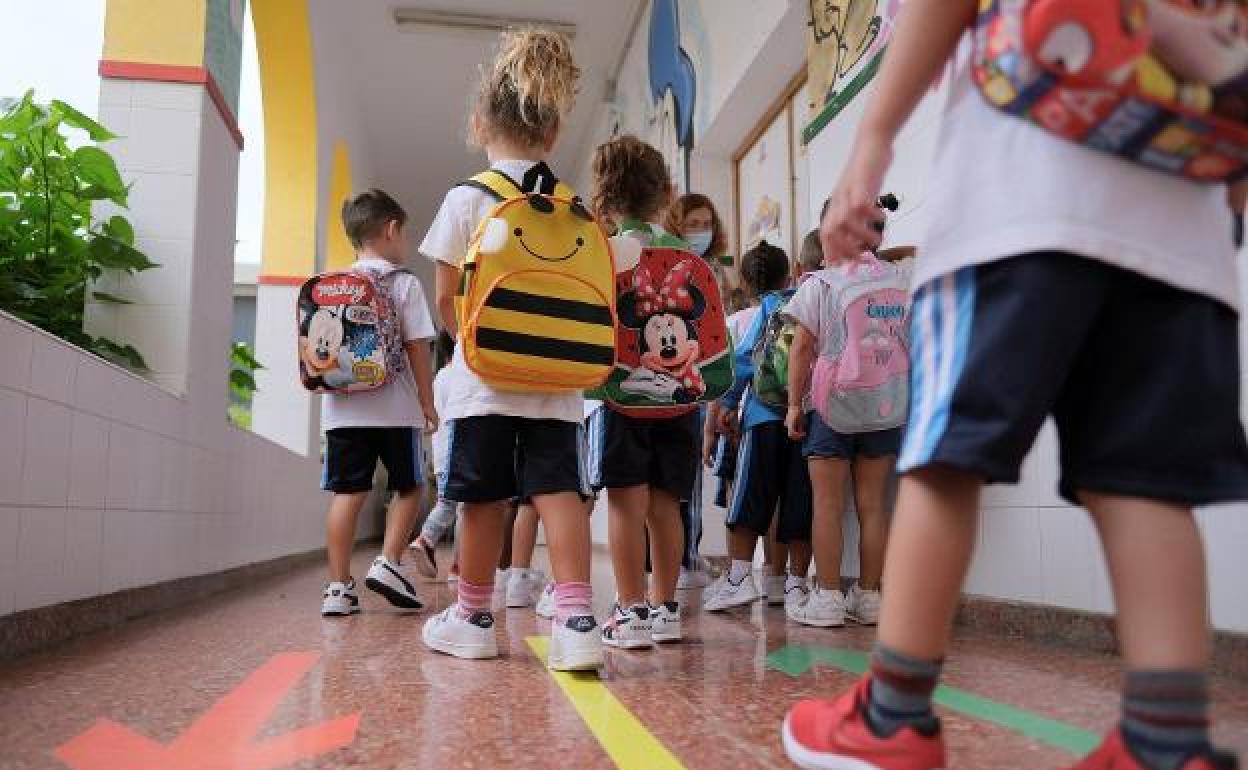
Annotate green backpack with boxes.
[750,289,797,410]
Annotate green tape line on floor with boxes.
[766,645,1100,756]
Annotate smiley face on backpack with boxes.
[477,194,600,267]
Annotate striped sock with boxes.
[1121,670,1211,770]
[455,578,493,620]
[866,643,943,738]
[553,582,593,625]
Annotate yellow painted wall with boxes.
[103,0,208,67]
[252,0,318,279]
[325,141,355,271]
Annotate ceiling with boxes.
[336,1,644,261]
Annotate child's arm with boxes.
[821,0,975,262]
[435,262,460,339]
[406,340,438,434]
[703,401,722,467]
[786,324,816,440]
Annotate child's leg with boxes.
[646,489,684,605]
[807,457,850,590]
[608,485,650,605]
[497,502,516,571]
[765,517,787,577]
[417,496,457,546]
[459,501,507,586]
[788,540,813,578]
[382,488,422,564]
[327,492,369,582]
[511,503,540,570]
[850,455,895,590]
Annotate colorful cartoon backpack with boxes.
[297,268,409,394]
[456,164,617,393]
[750,288,798,410]
[587,222,733,418]
[973,0,1248,182]
[810,257,911,434]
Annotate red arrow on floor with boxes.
[53,651,359,770]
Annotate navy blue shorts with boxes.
[323,427,425,494]
[441,416,589,504]
[900,252,1248,506]
[727,420,812,542]
[803,411,903,460]
[588,407,701,500]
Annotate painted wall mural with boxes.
[804,0,902,142]
[649,0,698,192]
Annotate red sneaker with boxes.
[782,677,946,770]
[1061,730,1239,770]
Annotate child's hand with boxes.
[785,406,806,441]
[423,406,440,435]
[821,134,893,263]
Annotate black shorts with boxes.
[726,420,813,542]
[803,411,903,460]
[322,427,425,494]
[441,416,589,504]
[900,252,1248,506]
[588,407,701,500]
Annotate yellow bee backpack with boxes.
[456,166,617,392]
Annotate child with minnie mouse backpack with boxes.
[586,135,731,648]
[780,1,1248,769]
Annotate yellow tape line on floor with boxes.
[526,637,688,770]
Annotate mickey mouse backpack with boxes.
[587,221,732,419]
[456,163,618,392]
[810,256,911,434]
[297,268,409,394]
[973,0,1248,181]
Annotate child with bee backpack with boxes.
[419,28,610,670]
[781,2,1248,768]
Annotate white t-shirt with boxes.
[726,306,760,346]
[321,257,438,431]
[916,37,1240,311]
[430,367,452,476]
[420,159,584,424]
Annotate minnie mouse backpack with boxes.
[973,0,1248,182]
[587,222,733,418]
[296,268,409,394]
[810,256,911,434]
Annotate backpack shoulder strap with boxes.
[457,170,524,202]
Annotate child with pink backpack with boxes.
[784,208,912,629]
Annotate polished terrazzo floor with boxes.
[2,546,1245,770]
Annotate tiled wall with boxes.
[0,313,375,618]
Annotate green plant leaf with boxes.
[50,100,116,141]
[72,146,126,202]
[231,342,264,370]
[88,234,158,271]
[230,368,258,392]
[105,215,134,245]
[91,291,133,305]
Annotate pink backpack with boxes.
[810,257,912,434]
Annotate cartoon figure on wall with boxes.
[649,0,697,192]
[807,0,884,112]
[619,260,708,404]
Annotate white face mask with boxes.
[686,230,713,257]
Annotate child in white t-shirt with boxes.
[319,190,437,617]
[408,359,457,579]
[781,4,1248,770]
[418,28,601,671]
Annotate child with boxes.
[320,190,438,616]
[784,227,909,629]
[703,241,813,613]
[504,503,547,608]
[782,2,1248,769]
[419,28,602,670]
[409,341,457,579]
[588,135,701,648]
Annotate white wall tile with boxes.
[21,398,72,507]
[130,81,204,112]
[117,106,203,175]
[105,423,142,510]
[1201,505,1248,633]
[100,508,140,594]
[0,506,18,616]
[16,507,67,612]
[1037,506,1098,612]
[0,314,33,392]
[115,305,189,388]
[120,238,193,307]
[966,508,1045,603]
[28,332,79,405]
[74,356,126,420]
[123,171,196,242]
[0,390,27,505]
[63,507,103,601]
[97,79,133,108]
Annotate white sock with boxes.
[728,560,752,583]
[785,574,805,591]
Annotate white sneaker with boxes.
[494,568,510,594]
[786,585,848,628]
[650,601,683,643]
[364,556,423,610]
[784,576,810,611]
[505,568,546,608]
[703,572,761,612]
[422,606,498,659]
[676,566,711,589]
[764,574,788,606]
[848,584,882,625]
[535,582,556,619]
[321,579,360,616]
[549,614,604,670]
[601,603,654,649]
[407,537,438,580]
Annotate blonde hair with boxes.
[471,27,581,149]
[591,135,671,224]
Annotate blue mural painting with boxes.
[648,0,697,191]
